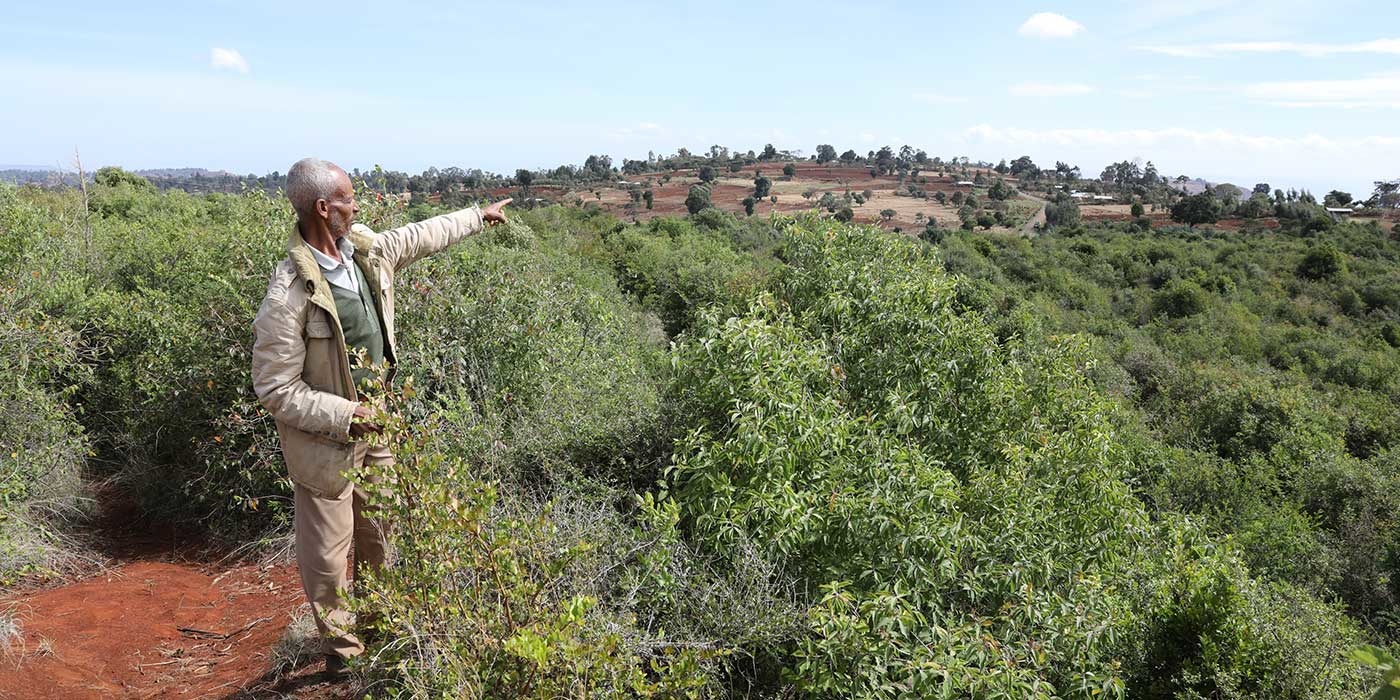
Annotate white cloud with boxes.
[1008,82,1094,97]
[1139,38,1400,58]
[912,90,969,104]
[210,47,249,74]
[1244,73,1400,109]
[1017,12,1085,39]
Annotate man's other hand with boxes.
[482,198,512,226]
[350,403,383,437]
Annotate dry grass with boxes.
[267,606,321,678]
[0,609,22,652]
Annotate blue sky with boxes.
[2,0,1398,195]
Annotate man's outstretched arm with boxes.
[374,198,511,272]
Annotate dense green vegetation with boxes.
[2,171,1397,697]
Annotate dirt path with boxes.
[1019,193,1048,237]
[0,514,350,699]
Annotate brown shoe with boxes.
[324,654,352,678]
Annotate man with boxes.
[251,157,510,674]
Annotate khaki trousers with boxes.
[293,440,394,660]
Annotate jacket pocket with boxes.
[279,425,354,498]
[303,318,339,392]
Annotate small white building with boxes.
[955,181,975,187]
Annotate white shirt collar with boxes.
[304,237,359,292]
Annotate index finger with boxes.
[496,198,513,207]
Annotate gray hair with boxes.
[286,157,343,219]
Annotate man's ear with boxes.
[316,198,330,219]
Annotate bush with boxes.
[1045,199,1082,229]
[0,302,92,583]
[1152,279,1210,319]
[684,184,711,215]
[661,217,1372,696]
[1298,244,1347,281]
[605,220,765,339]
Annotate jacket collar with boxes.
[286,223,338,317]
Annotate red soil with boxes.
[0,509,349,699]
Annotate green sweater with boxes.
[330,263,388,392]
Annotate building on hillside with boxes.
[1069,192,1116,204]
[955,181,975,187]
[1326,206,1354,220]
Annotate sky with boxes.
[2,0,1398,196]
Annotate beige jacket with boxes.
[252,208,484,497]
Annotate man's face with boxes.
[323,169,358,238]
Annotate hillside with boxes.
[2,175,1398,697]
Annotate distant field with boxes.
[549,161,1029,233]
[484,163,1398,236]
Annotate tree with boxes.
[834,206,854,223]
[582,154,613,179]
[1297,245,1347,280]
[514,169,534,196]
[1253,182,1272,195]
[1131,201,1145,217]
[994,159,1009,175]
[1009,155,1039,178]
[94,166,153,190]
[1170,192,1222,228]
[1045,199,1081,229]
[685,184,711,215]
[1372,180,1400,209]
[933,191,947,205]
[698,165,716,183]
[988,180,1013,201]
[920,219,944,244]
[742,196,756,216]
[1238,195,1270,219]
[783,163,796,177]
[1324,190,1354,207]
[880,208,896,222]
[1152,279,1209,318]
[815,144,838,164]
[643,189,654,210]
[976,212,995,230]
[754,175,772,199]
[839,149,858,164]
[874,146,895,175]
[760,144,779,161]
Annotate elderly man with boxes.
[251,157,510,674]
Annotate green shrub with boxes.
[1298,244,1348,280]
[394,217,669,489]
[1152,279,1210,319]
[605,221,765,338]
[0,302,92,583]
